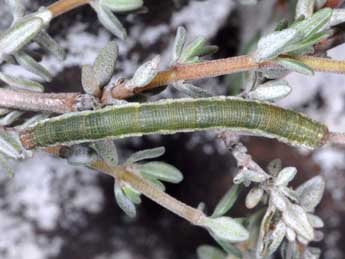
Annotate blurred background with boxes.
[1,0,345,258]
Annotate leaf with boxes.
[126,55,160,88]
[196,245,226,259]
[93,41,118,87]
[114,181,136,218]
[270,188,287,211]
[92,3,127,40]
[295,0,315,19]
[138,162,183,183]
[307,214,324,228]
[172,82,213,98]
[93,140,118,167]
[329,9,345,27]
[212,184,243,218]
[200,216,249,242]
[280,241,301,259]
[14,51,52,82]
[267,159,282,176]
[0,111,24,126]
[172,26,186,64]
[144,176,166,191]
[248,80,292,102]
[0,129,23,159]
[256,205,276,259]
[266,220,287,257]
[245,187,264,209]
[242,168,271,183]
[282,203,314,241]
[291,8,332,39]
[0,72,44,92]
[274,57,314,75]
[122,184,141,204]
[66,145,97,165]
[100,0,143,12]
[0,17,43,63]
[253,28,300,62]
[126,146,165,164]
[35,31,66,60]
[81,65,101,96]
[179,37,218,63]
[296,176,325,212]
[275,167,297,186]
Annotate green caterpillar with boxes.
[19,97,329,150]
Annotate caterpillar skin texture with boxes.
[20,97,329,149]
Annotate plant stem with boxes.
[0,88,80,113]
[47,0,90,18]
[90,162,205,225]
[108,55,345,100]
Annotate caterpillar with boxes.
[19,97,329,150]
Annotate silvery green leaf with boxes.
[114,181,136,218]
[233,171,245,184]
[138,162,183,183]
[92,3,127,40]
[200,216,249,242]
[253,28,300,62]
[270,189,287,211]
[100,0,143,12]
[275,167,297,186]
[274,57,314,76]
[0,110,24,126]
[5,0,25,21]
[19,113,49,129]
[245,187,264,209]
[0,130,23,159]
[0,72,44,92]
[304,247,321,259]
[316,0,327,8]
[284,32,328,54]
[14,51,52,82]
[210,232,243,258]
[295,0,315,19]
[126,146,165,164]
[248,80,292,101]
[212,184,243,218]
[35,31,66,60]
[307,214,324,228]
[0,17,43,63]
[144,176,166,191]
[282,203,314,241]
[172,26,186,64]
[267,159,282,176]
[280,186,299,202]
[266,220,286,257]
[256,205,276,259]
[196,245,226,259]
[296,176,325,212]
[329,9,345,27]
[93,140,118,167]
[67,145,97,165]
[260,66,288,79]
[172,82,212,98]
[286,227,296,242]
[242,168,271,183]
[126,55,160,88]
[81,65,101,96]
[122,184,141,204]
[93,41,118,87]
[179,37,217,63]
[291,8,332,39]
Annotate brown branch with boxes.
[106,55,345,100]
[47,0,90,18]
[0,88,81,113]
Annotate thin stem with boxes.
[293,56,345,74]
[47,0,90,18]
[0,88,80,113]
[327,132,345,145]
[90,161,205,225]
